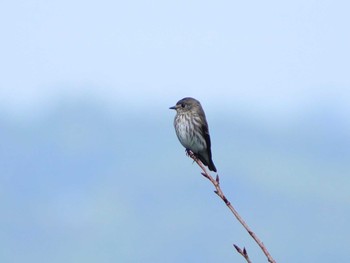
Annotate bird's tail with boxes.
[208,160,217,172]
[197,152,217,172]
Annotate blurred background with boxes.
[1,0,349,262]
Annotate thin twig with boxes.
[233,245,252,263]
[188,151,276,263]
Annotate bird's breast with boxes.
[174,114,206,152]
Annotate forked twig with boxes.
[187,151,276,263]
[233,245,252,263]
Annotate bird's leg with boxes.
[186,149,199,164]
[185,149,194,158]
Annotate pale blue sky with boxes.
[0,0,349,262]
[1,0,349,116]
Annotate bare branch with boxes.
[187,151,276,263]
[233,245,252,263]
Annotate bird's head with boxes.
[169,97,201,113]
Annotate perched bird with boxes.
[170,97,217,172]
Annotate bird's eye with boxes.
[181,103,185,108]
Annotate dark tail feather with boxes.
[197,153,217,172]
[208,159,217,172]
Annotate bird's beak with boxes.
[169,105,177,110]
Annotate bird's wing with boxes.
[201,123,211,150]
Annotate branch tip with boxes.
[233,244,240,252]
[201,172,209,179]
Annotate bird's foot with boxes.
[186,149,198,162]
[185,149,193,157]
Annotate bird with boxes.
[170,97,217,172]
